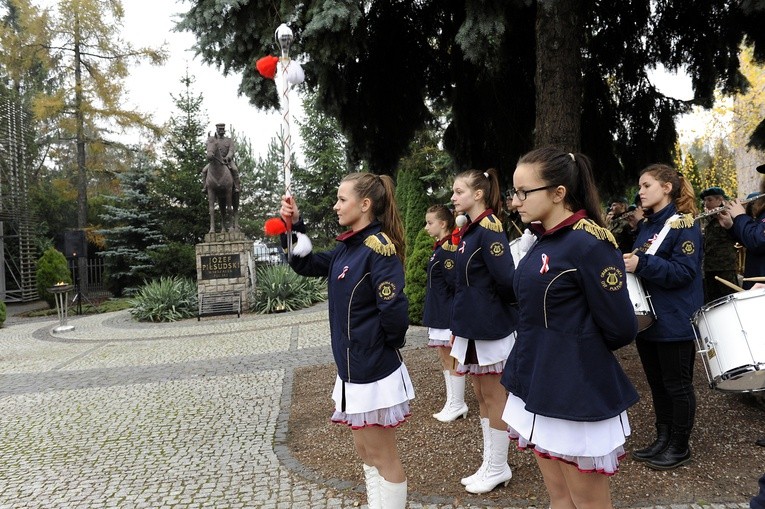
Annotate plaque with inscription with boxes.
[200,254,241,279]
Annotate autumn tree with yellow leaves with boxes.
[3,0,167,231]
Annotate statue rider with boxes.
[201,123,241,194]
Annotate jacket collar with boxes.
[336,221,382,243]
[644,202,678,224]
[531,209,588,237]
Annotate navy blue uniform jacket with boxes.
[450,210,517,340]
[632,203,703,342]
[501,212,639,421]
[729,210,765,290]
[288,220,409,384]
[422,237,457,329]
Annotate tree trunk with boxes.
[74,14,88,290]
[534,0,583,151]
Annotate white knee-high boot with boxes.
[433,371,468,422]
[465,427,512,494]
[363,464,381,509]
[379,478,407,509]
[460,417,490,485]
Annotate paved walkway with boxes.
[0,304,752,509]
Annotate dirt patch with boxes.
[288,343,765,507]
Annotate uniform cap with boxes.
[610,196,628,205]
[747,191,761,200]
[757,164,765,174]
[700,186,727,199]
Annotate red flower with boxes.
[256,56,279,79]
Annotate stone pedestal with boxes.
[196,231,251,312]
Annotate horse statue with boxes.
[203,126,240,233]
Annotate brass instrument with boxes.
[694,192,765,221]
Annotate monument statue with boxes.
[202,123,240,233]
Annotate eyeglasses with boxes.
[508,185,557,201]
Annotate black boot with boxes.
[631,423,671,462]
[646,431,691,470]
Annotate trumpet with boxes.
[694,192,765,220]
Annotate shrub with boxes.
[129,276,198,322]
[0,300,6,327]
[35,248,73,308]
[404,227,432,325]
[251,265,327,314]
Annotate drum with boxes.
[693,288,765,392]
[625,272,655,332]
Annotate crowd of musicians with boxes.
[277,150,765,509]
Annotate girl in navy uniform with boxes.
[279,172,411,509]
[449,168,517,494]
[623,163,703,470]
[423,205,467,422]
[500,147,638,509]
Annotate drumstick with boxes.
[742,276,765,282]
[715,275,745,292]
[624,248,639,258]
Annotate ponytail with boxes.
[453,168,503,216]
[640,163,698,216]
[341,172,406,265]
[517,147,605,226]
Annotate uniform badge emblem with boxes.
[378,281,397,301]
[599,266,624,291]
[489,242,505,256]
[444,259,454,270]
[681,240,695,255]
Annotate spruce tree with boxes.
[153,72,209,245]
[98,150,164,296]
[293,91,349,250]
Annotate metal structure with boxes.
[0,97,37,302]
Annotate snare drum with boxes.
[626,272,655,332]
[693,288,765,392]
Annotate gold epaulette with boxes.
[573,218,618,249]
[669,214,694,229]
[441,241,458,252]
[479,215,504,233]
[364,232,396,256]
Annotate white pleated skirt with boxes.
[450,332,515,375]
[427,327,451,347]
[331,363,415,429]
[502,392,630,475]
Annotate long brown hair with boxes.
[517,147,605,226]
[341,172,406,264]
[640,163,698,216]
[453,167,503,216]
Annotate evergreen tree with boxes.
[153,72,209,245]
[242,136,287,241]
[396,129,453,325]
[178,0,764,189]
[293,91,349,250]
[98,150,164,296]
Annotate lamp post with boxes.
[276,23,294,259]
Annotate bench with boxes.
[198,290,242,320]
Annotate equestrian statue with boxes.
[202,123,242,233]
